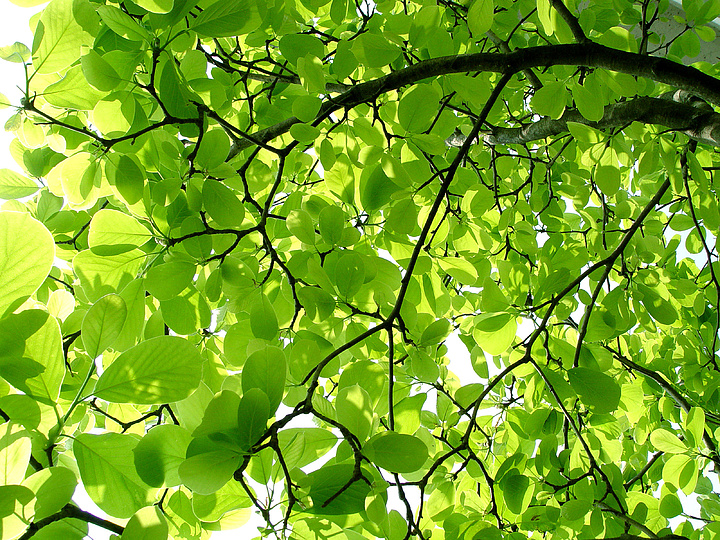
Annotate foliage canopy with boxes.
[1,0,720,538]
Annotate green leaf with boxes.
[468,0,494,36]
[650,428,688,454]
[290,123,321,143]
[398,85,440,134]
[178,449,241,495]
[0,484,34,539]
[363,432,428,473]
[74,433,154,519]
[159,287,211,335]
[0,169,38,199]
[202,180,245,228]
[193,390,241,442]
[156,57,195,120]
[560,499,592,521]
[107,155,144,205]
[335,384,372,441]
[338,360,387,406]
[145,260,196,301]
[93,336,202,404]
[120,506,168,540]
[196,129,230,170]
[684,407,706,448]
[44,66,105,110]
[659,492,683,518]
[241,346,286,413]
[133,425,192,488]
[500,473,531,515]
[192,480,252,521]
[318,205,345,246]
[473,312,516,356]
[134,0,173,14]
[305,463,371,515]
[0,423,31,485]
[409,6,441,47]
[594,165,621,195]
[0,310,64,403]
[409,349,440,383]
[190,0,261,37]
[531,82,567,119]
[0,395,41,430]
[0,212,54,317]
[298,54,326,93]
[279,34,325,64]
[236,387,270,450]
[97,5,151,41]
[292,96,322,123]
[439,257,479,284]
[567,367,621,414]
[32,0,92,74]
[334,251,365,299]
[250,294,279,340]
[386,199,418,235]
[636,283,677,325]
[0,42,31,63]
[286,209,316,244]
[73,249,144,303]
[662,454,698,495]
[22,467,77,521]
[419,319,450,347]
[361,165,401,212]
[572,81,604,122]
[81,49,122,92]
[351,33,401,68]
[81,293,128,358]
[277,428,337,469]
[298,286,335,322]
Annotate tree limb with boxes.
[229,42,720,156]
[18,503,124,539]
[484,95,720,146]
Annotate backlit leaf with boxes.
[468,0,494,36]
[241,346,286,413]
[93,336,202,404]
[0,169,38,199]
[568,367,621,414]
[81,293,127,358]
[74,433,154,518]
[0,212,54,317]
[364,432,428,473]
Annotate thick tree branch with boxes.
[486,29,543,89]
[229,42,720,156]
[19,503,124,539]
[485,96,720,146]
[549,0,588,43]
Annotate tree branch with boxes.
[19,503,124,539]
[549,0,588,43]
[485,95,720,146]
[229,42,720,156]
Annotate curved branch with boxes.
[19,503,124,539]
[230,42,720,155]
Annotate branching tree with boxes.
[0,0,719,538]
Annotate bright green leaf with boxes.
[93,336,202,404]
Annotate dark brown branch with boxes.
[19,503,124,539]
[229,42,720,156]
[549,0,588,43]
[486,29,543,89]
